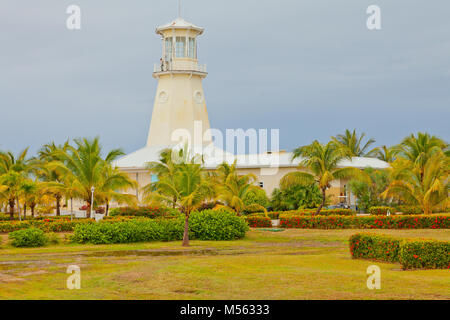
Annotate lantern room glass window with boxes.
[175,37,186,58]
[164,37,173,61]
[188,38,196,58]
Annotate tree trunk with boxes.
[9,199,15,220]
[70,198,74,221]
[315,188,327,215]
[23,203,27,220]
[106,202,110,217]
[17,199,21,221]
[56,195,61,216]
[31,204,36,218]
[182,213,190,247]
[87,201,91,219]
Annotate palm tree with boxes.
[395,132,448,182]
[372,145,398,163]
[281,140,370,215]
[216,164,260,215]
[97,166,137,216]
[48,137,127,218]
[37,142,70,216]
[0,149,35,219]
[143,147,214,247]
[382,151,449,214]
[334,129,377,157]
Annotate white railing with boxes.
[154,61,207,73]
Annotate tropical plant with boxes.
[381,151,449,215]
[143,147,215,246]
[372,145,398,163]
[280,140,370,214]
[348,168,391,212]
[270,184,323,211]
[333,129,377,157]
[47,137,131,218]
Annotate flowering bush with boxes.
[399,239,450,270]
[244,215,272,228]
[350,233,450,270]
[280,214,450,229]
[369,206,396,215]
[349,233,401,263]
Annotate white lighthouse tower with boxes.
[147,17,212,148]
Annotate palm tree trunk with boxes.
[70,198,74,221]
[56,195,61,216]
[315,188,327,215]
[23,203,27,220]
[9,199,15,220]
[31,203,35,218]
[106,202,109,216]
[182,212,190,247]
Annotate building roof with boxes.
[156,17,204,35]
[115,147,390,171]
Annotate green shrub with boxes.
[189,209,249,240]
[350,233,450,270]
[73,210,249,244]
[243,188,269,208]
[349,233,401,263]
[369,206,396,215]
[244,215,272,228]
[9,228,48,247]
[46,233,60,245]
[399,239,450,270]
[280,214,450,229]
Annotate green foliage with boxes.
[395,205,423,214]
[189,209,249,240]
[73,210,249,244]
[348,168,391,212]
[270,185,322,211]
[242,188,269,207]
[369,206,396,215]
[280,214,450,229]
[46,232,60,245]
[9,228,48,247]
[350,233,450,270]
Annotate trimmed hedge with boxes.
[350,233,450,270]
[73,210,249,244]
[0,219,93,233]
[251,209,356,220]
[189,209,249,240]
[369,206,396,215]
[9,228,48,247]
[394,205,423,215]
[349,233,401,263]
[109,206,181,219]
[400,239,450,270]
[280,214,450,229]
[245,215,272,228]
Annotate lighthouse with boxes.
[146,17,212,148]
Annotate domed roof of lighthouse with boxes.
[156,17,204,35]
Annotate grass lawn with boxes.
[0,229,449,300]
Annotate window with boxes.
[175,37,186,58]
[188,38,196,58]
[259,182,264,188]
[164,37,173,61]
[151,174,159,183]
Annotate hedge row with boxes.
[0,219,94,233]
[279,214,450,229]
[73,210,249,244]
[350,233,450,270]
[368,206,396,215]
[109,206,181,219]
[244,216,272,228]
[249,209,355,220]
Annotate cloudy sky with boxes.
[1,0,449,156]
